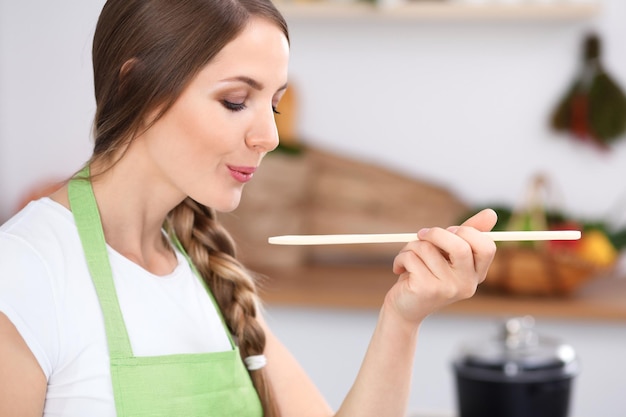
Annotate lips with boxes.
[228,165,257,183]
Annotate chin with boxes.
[191,186,243,213]
[216,204,240,213]
[212,194,243,213]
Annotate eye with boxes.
[222,100,246,112]
[272,106,281,115]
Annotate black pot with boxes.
[453,316,579,417]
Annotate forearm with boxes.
[335,304,420,417]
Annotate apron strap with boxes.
[68,166,133,358]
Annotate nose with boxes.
[245,108,280,153]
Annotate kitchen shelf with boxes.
[254,264,626,321]
[275,1,601,21]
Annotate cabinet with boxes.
[275,1,601,21]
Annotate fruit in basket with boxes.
[466,203,624,296]
[576,228,618,267]
[547,220,583,252]
[547,220,618,268]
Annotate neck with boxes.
[86,149,185,275]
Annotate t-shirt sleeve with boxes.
[0,233,60,379]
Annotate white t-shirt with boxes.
[0,198,232,416]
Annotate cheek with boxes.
[149,96,242,173]
[159,104,220,162]
[172,103,211,149]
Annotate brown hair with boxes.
[90,0,289,415]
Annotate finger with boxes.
[396,240,453,279]
[416,227,475,272]
[461,208,498,232]
[395,237,481,304]
[392,246,425,276]
[452,225,497,278]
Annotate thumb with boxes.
[461,208,498,232]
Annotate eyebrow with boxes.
[222,76,288,93]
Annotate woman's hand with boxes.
[386,208,498,324]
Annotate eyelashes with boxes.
[221,100,281,115]
[222,100,246,112]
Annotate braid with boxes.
[165,197,278,417]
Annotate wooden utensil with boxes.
[268,230,581,245]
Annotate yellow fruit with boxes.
[577,230,618,267]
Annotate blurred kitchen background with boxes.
[1,0,625,416]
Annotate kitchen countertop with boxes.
[254,264,626,321]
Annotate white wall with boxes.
[284,1,626,224]
[0,0,102,221]
[1,1,626,223]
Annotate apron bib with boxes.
[68,168,263,417]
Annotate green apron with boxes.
[68,168,263,417]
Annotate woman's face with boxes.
[137,17,289,212]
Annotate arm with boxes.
[0,313,47,417]
[335,209,497,417]
[262,209,497,417]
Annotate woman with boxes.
[0,0,497,416]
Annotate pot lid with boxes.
[454,316,579,382]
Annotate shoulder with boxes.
[0,198,80,269]
[0,199,115,413]
[0,197,93,312]
[1,196,75,240]
[0,198,85,377]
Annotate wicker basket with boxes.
[483,245,607,296]
[482,174,613,297]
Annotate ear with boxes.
[119,58,138,78]
[118,58,140,94]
